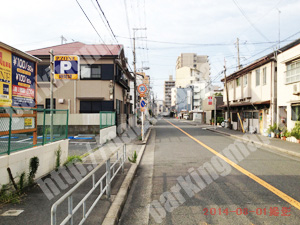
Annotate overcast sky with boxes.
[1,0,300,99]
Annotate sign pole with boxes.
[214,96,217,129]
[50,49,54,141]
[141,97,144,141]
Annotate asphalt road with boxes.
[120,118,300,225]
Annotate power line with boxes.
[95,0,119,45]
[116,35,288,46]
[232,0,270,42]
[75,0,114,55]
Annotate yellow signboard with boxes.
[24,118,33,127]
[0,47,12,106]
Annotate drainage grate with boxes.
[1,210,24,216]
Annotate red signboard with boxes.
[208,96,213,105]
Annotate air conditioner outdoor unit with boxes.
[293,83,300,95]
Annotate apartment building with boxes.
[27,42,134,134]
[176,53,210,81]
[164,75,175,110]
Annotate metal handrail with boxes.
[51,144,126,225]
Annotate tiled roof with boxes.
[27,42,122,56]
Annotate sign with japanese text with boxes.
[0,48,12,107]
[54,55,79,79]
[208,96,213,105]
[12,54,36,107]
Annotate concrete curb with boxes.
[206,128,300,158]
[102,127,152,225]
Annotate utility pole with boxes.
[132,28,147,124]
[224,58,231,129]
[236,38,241,70]
[278,9,281,48]
[49,49,54,141]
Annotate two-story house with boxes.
[277,39,300,131]
[222,54,276,134]
[27,42,134,134]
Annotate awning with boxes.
[219,100,270,108]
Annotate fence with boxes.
[0,107,68,155]
[51,144,126,225]
[100,111,116,129]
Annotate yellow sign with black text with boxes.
[0,47,12,106]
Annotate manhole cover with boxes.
[1,210,24,216]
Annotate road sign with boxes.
[139,93,146,98]
[54,55,79,79]
[141,107,145,112]
[137,84,147,94]
[140,99,146,108]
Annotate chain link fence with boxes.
[0,107,68,155]
[100,111,116,129]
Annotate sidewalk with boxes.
[179,119,300,158]
[0,126,146,225]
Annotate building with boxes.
[164,75,175,110]
[176,87,192,113]
[277,39,300,131]
[221,38,300,134]
[176,53,210,81]
[27,42,134,134]
[221,53,276,134]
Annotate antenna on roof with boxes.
[61,35,67,45]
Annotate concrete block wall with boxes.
[0,139,69,186]
[99,126,117,145]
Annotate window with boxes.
[236,77,241,87]
[263,67,267,85]
[45,98,56,109]
[37,65,50,82]
[244,112,252,118]
[292,105,300,121]
[80,65,101,79]
[243,75,247,86]
[80,101,114,113]
[253,112,259,119]
[256,69,260,86]
[286,60,300,83]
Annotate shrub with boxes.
[217,117,224,124]
[28,157,39,184]
[55,145,62,171]
[291,122,300,140]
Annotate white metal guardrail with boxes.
[51,144,126,225]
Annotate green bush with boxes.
[291,122,300,140]
[128,151,137,163]
[217,117,224,124]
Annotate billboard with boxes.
[54,55,79,79]
[11,54,35,108]
[0,48,12,106]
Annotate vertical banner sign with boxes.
[208,96,213,105]
[12,54,35,107]
[0,48,12,106]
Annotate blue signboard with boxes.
[141,100,146,108]
[54,55,79,79]
[11,54,35,108]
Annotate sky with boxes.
[1,0,300,99]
